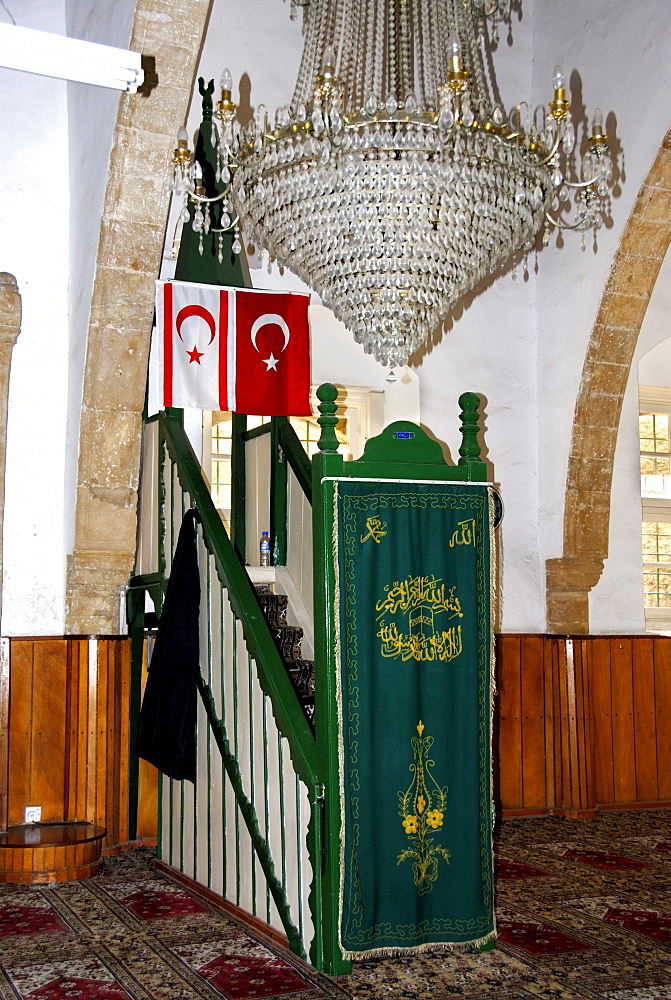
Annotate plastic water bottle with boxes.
[259,531,270,566]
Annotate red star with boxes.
[187,345,204,364]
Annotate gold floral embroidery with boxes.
[397,721,450,895]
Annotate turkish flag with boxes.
[233,289,311,416]
[157,280,311,415]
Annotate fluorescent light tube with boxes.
[0,23,144,92]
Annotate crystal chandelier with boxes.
[172,0,614,368]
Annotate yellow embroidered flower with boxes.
[426,809,444,829]
[402,814,418,834]
[416,795,426,814]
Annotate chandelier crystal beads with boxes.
[172,0,614,368]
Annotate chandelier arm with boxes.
[561,175,604,192]
[189,190,229,205]
[207,221,240,233]
[510,130,561,170]
[545,211,592,232]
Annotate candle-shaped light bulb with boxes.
[322,44,336,71]
[553,65,564,90]
[177,127,188,145]
[592,107,604,136]
[220,67,233,93]
[449,34,462,59]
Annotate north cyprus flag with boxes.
[157,280,311,416]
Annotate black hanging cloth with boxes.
[135,509,200,781]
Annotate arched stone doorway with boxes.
[547,128,671,634]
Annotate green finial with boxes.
[198,77,215,121]
[457,392,484,469]
[316,383,340,453]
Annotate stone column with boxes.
[65,0,211,634]
[0,274,21,619]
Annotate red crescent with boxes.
[176,304,217,346]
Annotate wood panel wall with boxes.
[496,634,671,816]
[0,634,668,848]
[3,637,144,850]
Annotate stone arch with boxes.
[546,127,671,634]
[65,0,211,633]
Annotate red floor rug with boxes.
[2,812,671,998]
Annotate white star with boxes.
[263,353,279,371]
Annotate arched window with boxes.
[639,387,671,632]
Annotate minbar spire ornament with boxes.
[172,0,615,368]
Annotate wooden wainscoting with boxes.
[1,636,156,850]
[496,634,671,817]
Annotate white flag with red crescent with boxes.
[156,280,311,416]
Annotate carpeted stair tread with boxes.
[270,624,304,661]
[255,589,288,626]
[255,586,314,730]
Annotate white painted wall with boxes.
[0,0,70,634]
[0,0,134,634]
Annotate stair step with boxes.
[270,624,303,661]
[255,585,314,731]
[256,590,288,626]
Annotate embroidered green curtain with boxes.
[334,481,495,957]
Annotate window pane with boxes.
[289,414,348,458]
[642,522,671,562]
[643,569,671,607]
[640,414,656,452]
[640,414,670,454]
[641,412,671,498]
[643,521,671,607]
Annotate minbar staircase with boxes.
[255,585,315,730]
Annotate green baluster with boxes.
[316,383,340,454]
[457,392,486,477]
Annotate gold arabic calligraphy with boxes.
[360,516,387,544]
[449,518,476,548]
[375,575,464,663]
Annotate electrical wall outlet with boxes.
[24,806,41,824]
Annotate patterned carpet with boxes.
[1,811,671,999]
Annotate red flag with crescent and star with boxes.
[156,280,311,415]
